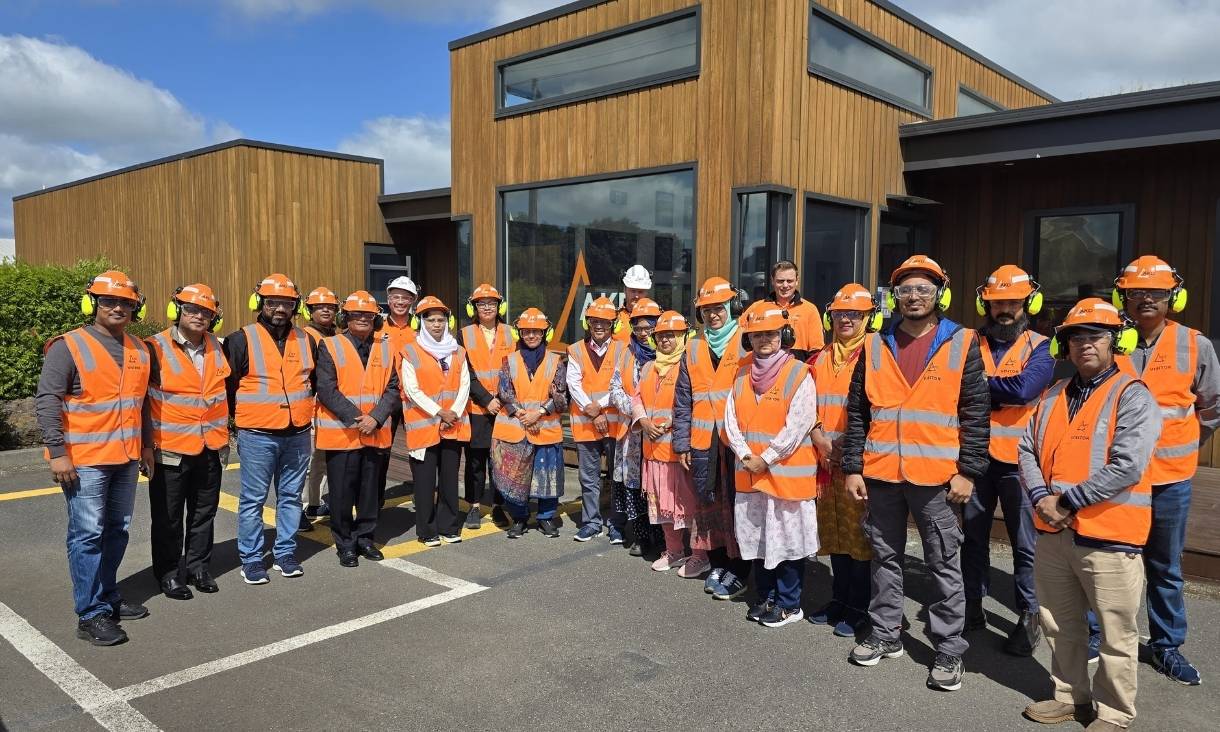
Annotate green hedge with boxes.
[0,258,164,400]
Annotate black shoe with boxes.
[491,506,510,528]
[964,598,986,631]
[1003,610,1043,656]
[338,550,359,568]
[537,519,560,538]
[297,513,313,533]
[188,570,219,593]
[627,541,643,557]
[927,652,965,691]
[112,600,148,621]
[464,506,482,529]
[77,615,127,646]
[507,519,528,539]
[160,576,193,600]
[357,543,384,561]
[747,598,773,623]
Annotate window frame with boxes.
[807,2,933,118]
[731,184,796,301]
[1022,203,1136,304]
[494,5,702,119]
[956,83,1006,116]
[364,243,411,306]
[452,214,474,305]
[802,192,872,306]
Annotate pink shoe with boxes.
[651,552,688,572]
[677,553,710,578]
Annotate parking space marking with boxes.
[0,463,242,503]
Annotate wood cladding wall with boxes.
[14,145,390,331]
[450,0,1053,292]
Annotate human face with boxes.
[586,317,612,344]
[346,311,374,338]
[94,295,135,330]
[655,331,679,355]
[829,310,865,341]
[624,287,649,309]
[894,275,937,321]
[309,303,337,327]
[989,299,1024,323]
[520,328,544,349]
[473,297,500,326]
[631,319,655,342]
[772,267,798,303]
[1067,329,1114,378]
[421,310,448,340]
[261,296,296,326]
[749,329,781,356]
[699,303,728,329]
[176,301,213,340]
[387,289,417,317]
[1123,288,1170,330]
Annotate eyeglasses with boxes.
[1068,332,1111,346]
[347,312,375,321]
[829,311,865,321]
[632,324,655,335]
[1125,289,1171,302]
[586,319,612,329]
[473,300,499,309]
[387,294,415,303]
[310,304,337,313]
[265,298,296,310]
[896,284,937,299]
[179,302,212,317]
[96,296,135,310]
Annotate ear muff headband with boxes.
[581,314,621,333]
[1050,326,1138,360]
[167,288,223,332]
[248,287,300,314]
[975,283,1044,318]
[81,277,147,322]
[511,325,555,343]
[466,298,509,319]
[1111,267,1189,314]
[693,290,747,324]
[412,312,457,331]
[887,282,953,313]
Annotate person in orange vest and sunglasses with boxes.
[1113,255,1219,686]
[842,255,990,692]
[146,283,230,601]
[299,286,339,532]
[1018,298,1159,731]
[37,270,153,645]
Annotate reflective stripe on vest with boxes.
[810,345,858,467]
[234,324,315,429]
[687,332,747,451]
[461,324,514,416]
[147,329,229,454]
[731,358,818,500]
[51,328,150,465]
[568,340,633,441]
[1116,321,1200,483]
[315,334,394,450]
[639,360,682,463]
[492,352,563,445]
[400,343,471,450]
[980,330,1048,464]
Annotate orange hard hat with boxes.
[827,283,876,311]
[469,283,503,302]
[255,273,300,299]
[305,286,339,306]
[414,295,449,316]
[87,270,140,301]
[515,308,550,331]
[1055,297,1125,333]
[341,290,380,314]
[695,277,737,308]
[629,297,662,320]
[584,296,618,322]
[174,283,219,313]
[979,265,1036,301]
[890,254,948,286]
[741,305,791,334]
[1114,255,1179,290]
[653,310,689,334]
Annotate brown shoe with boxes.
[1084,721,1128,731]
[1024,699,1096,725]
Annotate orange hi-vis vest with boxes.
[315,334,394,450]
[400,343,472,449]
[302,325,333,346]
[492,351,564,445]
[147,329,229,455]
[1117,321,1200,484]
[568,339,633,441]
[234,323,315,430]
[460,323,515,416]
[686,331,747,450]
[980,330,1049,465]
[810,345,856,444]
[638,361,682,463]
[731,356,818,500]
[48,327,150,466]
[862,328,972,486]
[613,309,632,343]
[384,316,417,358]
[1030,373,1152,545]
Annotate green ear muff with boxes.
[885,290,897,312]
[580,316,588,331]
[166,300,180,322]
[248,292,260,312]
[1115,326,1138,355]
[499,301,509,318]
[545,327,555,344]
[448,314,456,331]
[822,312,832,331]
[1111,289,1125,310]
[210,316,224,333]
[975,295,987,318]
[647,335,656,349]
[1026,291,1044,316]
[511,326,520,342]
[937,287,952,312]
[1050,335,1064,360]
[300,302,313,322]
[465,301,474,318]
[410,314,420,330]
[81,294,95,317]
[1171,288,1188,313]
[612,316,623,334]
[867,310,883,332]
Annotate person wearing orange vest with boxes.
[314,291,400,567]
[400,296,471,545]
[807,284,878,638]
[841,255,990,692]
[613,264,653,343]
[962,265,1055,657]
[223,273,316,585]
[299,286,339,531]
[459,283,515,529]
[379,275,419,506]
[36,270,153,645]
[1017,298,1159,731]
[146,283,230,601]
[747,259,825,361]
[1112,255,1219,686]
[491,308,569,539]
[568,296,635,542]
[685,277,750,600]
[723,306,819,629]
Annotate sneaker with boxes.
[927,652,964,691]
[607,526,624,545]
[1151,648,1202,686]
[464,507,482,530]
[297,512,313,533]
[440,533,462,544]
[833,618,857,638]
[241,562,270,585]
[1084,721,1127,732]
[537,519,560,538]
[506,520,528,539]
[272,556,304,578]
[1023,700,1096,725]
[111,599,148,621]
[491,506,510,527]
[650,552,688,572]
[305,502,330,518]
[703,567,727,594]
[1003,610,1043,657]
[77,615,127,646]
[746,597,773,622]
[809,600,846,626]
[849,635,904,666]
[964,597,986,631]
[627,541,644,557]
[714,572,748,601]
[1088,629,1101,664]
[419,536,442,547]
[677,554,711,578]
[574,524,601,542]
[760,606,805,628]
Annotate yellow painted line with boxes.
[0,486,62,502]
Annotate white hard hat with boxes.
[386,275,418,296]
[622,264,652,289]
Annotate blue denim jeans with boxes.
[505,497,559,521]
[1145,479,1192,649]
[236,430,311,564]
[62,461,139,620]
[962,461,1039,612]
[755,559,803,611]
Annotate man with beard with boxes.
[962,265,1054,656]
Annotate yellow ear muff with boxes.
[647,335,656,349]
[1115,326,1138,355]
[511,326,521,342]
[867,310,883,332]
[885,290,897,312]
[1050,335,1064,359]
[81,293,95,316]
[975,295,987,317]
[580,316,588,331]
[612,317,623,334]
[248,292,260,312]
[498,301,508,317]
[133,299,146,322]
[545,327,555,343]
[1111,289,1125,310]
[1027,291,1044,316]
[465,301,475,318]
[410,314,420,330]
[210,316,224,333]
[822,312,832,331]
[166,300,180,322]
[448,314,456,331]
[937,286,952,312]
[1171,288,1188,313]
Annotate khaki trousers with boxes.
[1035,528,1144,728]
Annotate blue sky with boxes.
[2,0,1218,257]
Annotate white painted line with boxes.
[380,557,485,592]
[0,601,160,731]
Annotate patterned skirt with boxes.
[816,469,873,560]
[734,492,820,570]
[491,439,565,506]
[685,442,739,556]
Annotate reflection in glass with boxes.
[455,219,473,303]
[809,12,929,111]
[803,200,867,310]
[956,88,1002,117]
[1034,213,1122,333]
[735,192,790,305]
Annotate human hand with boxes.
[356,415,379,435]
[741,454,767,474]
[678,452,692,471]
[438,408,458,424]
[50,455,77,485]
[1035,495,1073,528]
[487,398,502,416]
[641,418,665,441]
[845,474,868,502]
[593,414,609,436]
[583,402,601,418]
[946,474,974,504]
[140,448,155,481]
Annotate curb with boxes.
[0,447,46,471]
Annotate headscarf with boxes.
[830,327,869,374]
[652,330,688,377]
[703,304,739,357]
[518,339,547,376]
[416,325,459,370]
[750,348,792,394]
[628,316,657,364]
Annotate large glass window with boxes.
[957,86,1004,117]
[877,211,929,316]
[502,169,695,346]
[803,198,869,310]
[364,244,410,306]
[455,218,472,302]
[733,190,792,304]
[498,11,699,114]
[808,5,931,115]
[1028,208,1130,333]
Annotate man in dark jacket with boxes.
[841,255,991,693]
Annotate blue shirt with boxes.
[985,332,1054,407]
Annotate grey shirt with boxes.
[1127,325,1220,442]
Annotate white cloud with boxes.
[0,238,14,261]
[893,0,1220,99]
[220,0,568,25]
[337,115,451,193]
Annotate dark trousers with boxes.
[463,445,502,507]
[962,460,1039,612]
[325,447,385,551]
[755,559,803,611]
[149,449,221,581]
[377,411,403,505]
[830,553,872,613]
[412,439,461,540]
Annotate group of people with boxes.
[36,251,1214,730]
